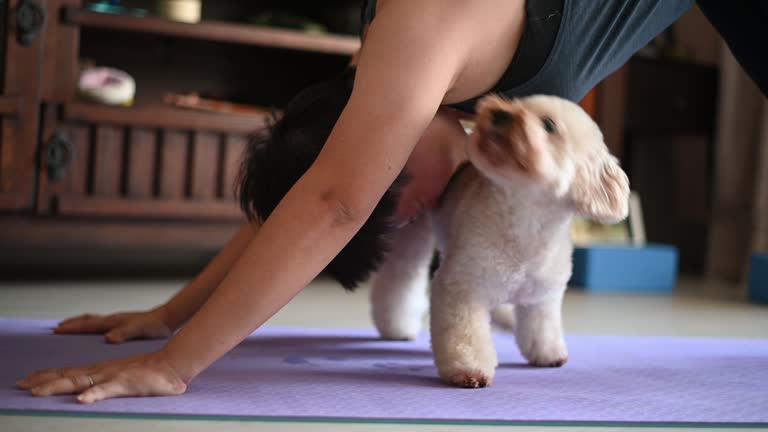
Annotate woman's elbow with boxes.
[318,189,373,227]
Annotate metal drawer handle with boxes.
[45,134,73,182]
[16,0,45,47]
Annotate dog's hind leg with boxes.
[514,293,569,367]
[370,216,434,340]
[491,303,516,332]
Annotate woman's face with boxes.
[394,109,470,227]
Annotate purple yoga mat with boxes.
[1,318,767,425]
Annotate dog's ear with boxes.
[569,153,630,224]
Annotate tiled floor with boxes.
[1,277,766,432]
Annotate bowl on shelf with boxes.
[157,0,201,24]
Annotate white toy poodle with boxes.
[370,94,630,388]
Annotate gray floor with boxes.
[1,277,767,432]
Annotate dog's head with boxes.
[470,94,629,223]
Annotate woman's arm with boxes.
[52,222,260,343]
[21,0,480,401]
[158,222,260,330]
[161,1,469,383]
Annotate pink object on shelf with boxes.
[78,67,136,106]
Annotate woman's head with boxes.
[237,69,407,290]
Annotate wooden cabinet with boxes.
[0,0,358,253]
[0,0,44,210]
[36,104,254,220]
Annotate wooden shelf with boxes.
[64,102,270,134]
[56,196,243,221]
[63,7,360,56]
[0,215,240,249]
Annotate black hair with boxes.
[237,68,408,290]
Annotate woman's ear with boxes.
[569,153,630,224]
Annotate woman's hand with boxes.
[394,109,469,227]
[54,308,174,344]
[16,351,187,403]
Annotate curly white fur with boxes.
[370,95,629,388]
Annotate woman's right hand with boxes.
[54,307,174,344]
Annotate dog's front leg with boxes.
[370,216,434,340]
[430,271,497,388]
[514,294,568,367]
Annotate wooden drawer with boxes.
[35,103,263,221]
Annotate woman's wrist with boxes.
[151,303,182,331]
[159,331,212,384]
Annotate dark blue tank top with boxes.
[361,0,696,112]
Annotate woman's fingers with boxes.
[18,366,92,390]
[77,380,126,404]
[75,366,187,403]
[104,320,143,344]
[57,313,101,326]
[18,367,69,389]
[55,312,169,342]
[105,318,172,344]
[18,355,138,389]
[19,352,188,403]
[104,327,129,344]
[54,316,88,333]
[55,314,120,334]
[30,372,104,397]
[56,313,103,328]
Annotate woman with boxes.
[18,0,765,402]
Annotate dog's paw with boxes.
[376,319,422,341]
[373,293,426,341]
[444,369,493,388]
[516,332,568,368]
[528,353,568,368]
[435,353,497,388]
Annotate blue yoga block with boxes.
[570,244,678,293]
[748,254,768,304]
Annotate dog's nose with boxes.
[491,110,513,127]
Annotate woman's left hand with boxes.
[16,351,187,403]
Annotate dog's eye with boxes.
[542,117,557,134]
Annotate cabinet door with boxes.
[0,0,44,209]
[37,103,253,222]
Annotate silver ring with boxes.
[87,375,95,387]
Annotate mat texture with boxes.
[1,318,767,426]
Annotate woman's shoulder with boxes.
[365,0,526,107]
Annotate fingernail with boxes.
[76,395,93,404]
